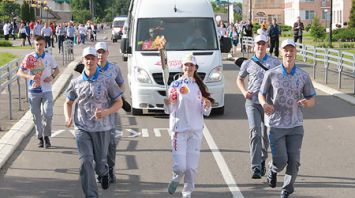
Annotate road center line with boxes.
[203,124,244,198]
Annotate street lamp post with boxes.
[329,0,333,47]
[227,0,230,24]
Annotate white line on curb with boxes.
[203,124,244,198]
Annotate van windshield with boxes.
[113,20,125,28]
[136,18,218,51]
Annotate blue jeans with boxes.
[28,92,53,138]
[80,34,86,44]
[245,99,269,171]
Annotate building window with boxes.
[305,10,315,20]
[321,0,327,7]
[322,10,329,20]
[304,0,315,2]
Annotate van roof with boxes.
[135,0,214,18]
[113,16,127,21]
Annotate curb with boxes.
[0,59,80,169]
[312,81,355,105]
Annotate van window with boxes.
[136,18,218,51]
[113,20,125,28]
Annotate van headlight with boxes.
[134,67,152,84]
[206,66,223,82]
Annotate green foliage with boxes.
[0,52,16,66]
[310,16,326,41]
[211,2,227,13]
[20,2,35,23]
[72,9,91,24]
[0,15,11,23]
[331,27,355,41]
[233,13,242,22]
[305,23,312,32]
[281,31,293,37]
[0,2,21,21]
[253,23,260,33]
[349,0,355,27]
[339,43,355,48]
[280,25,292,32]
[0,40,13,47]
[315,43,333,48]
[70,0,130,22]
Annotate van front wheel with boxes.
[132,108,143,115]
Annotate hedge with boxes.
[331,28,355,42]
[0,40,13,47]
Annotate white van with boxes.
[112,16,127,42]
[121,0,224,115]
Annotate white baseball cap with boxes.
[182,53,197,65]
[254,34,268,43]
[95,42,108,51]
[82,47,97,57]
[281,39,296,48]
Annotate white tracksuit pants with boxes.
[170,129,203,196]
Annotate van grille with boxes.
[152,72,206,85]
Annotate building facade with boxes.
[284,0,332,27]
[243,0,285,24]
[243,0,352,29]
[333,0,352,28]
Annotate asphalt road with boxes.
[0,38,354,198]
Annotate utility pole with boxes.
[249,0,252,21]
[329,0,333,47]
[227,0,230,24]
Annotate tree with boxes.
[349,0,355,28]
[310,16,326,41]
[20,1,31,21]
[70,0,130,23]
[0,1,21,22]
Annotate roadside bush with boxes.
[0,40,12,47]
[305,23,312,32]
[281,31,293,37]
[339,43,355,48]
[310,16,326,41]
[280,25,292,32]
[253,23,260,33]
[331,28,355,42]
[316,43,333,48]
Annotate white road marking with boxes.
[141,128,149,137]
[127,129,141,138]
[153,128,163,137]
[203,124,244,198]
[115,130,123,138]
[51,130,65,137]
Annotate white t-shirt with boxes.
[20,52,58,93]
[3,23,10,35]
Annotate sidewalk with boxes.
[0,34,104,169]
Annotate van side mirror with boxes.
[120,38,132,54]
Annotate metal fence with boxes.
[62,40,74,66]
[241,36,355,94]
[0,43,74,130]
[0,58,26,121]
